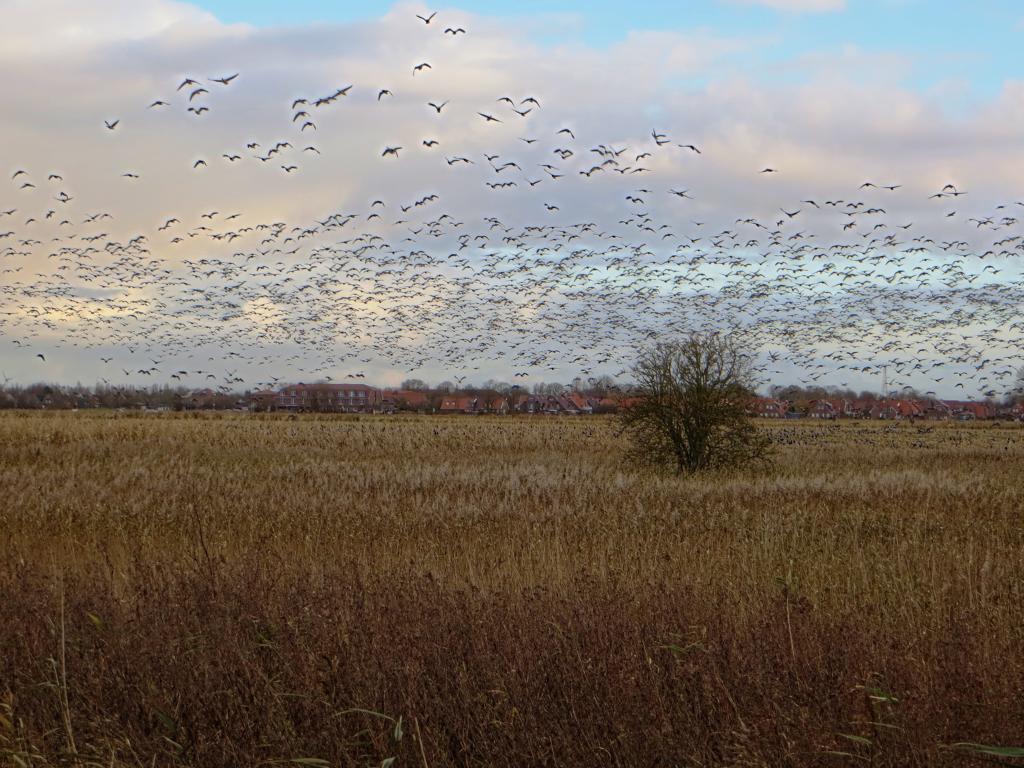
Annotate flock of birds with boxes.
[1,9,1023,400]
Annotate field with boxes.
[2,411,1023,767]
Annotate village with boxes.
[236,382,1024,421]
[4,379,1023,420]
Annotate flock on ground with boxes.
[1,8,1022,401]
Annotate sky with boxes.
[197,0,1024,100]
[1,0,1023,398]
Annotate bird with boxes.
[444,27,466,35]
[382,146,402,158]
[428,101,449,113]
[104,119,119,130]
[413,62,432,75]
[378,89,392,100]
[416,11,437,24]
[478,112,502,123]
[211,74,239,85]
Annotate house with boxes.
[848,399,876,418]
[186,388,219,410]
[749,397,788,418]
[564,392,593,414]
[512,394,536,414]
[275,383,380,413]
[919,400,953,420]
[808,398,859,419]
[479,396,510,414]
[591,396,621,414]
[248,390,278,412]
[439,395,477,414]
[870,399,923,420]
[808,400,837,419]
[943,400,992,421]
[382,389,431,412]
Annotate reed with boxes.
[2,412,1022,766]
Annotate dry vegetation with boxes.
[2,411,1023,767]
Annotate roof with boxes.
[384,389,429,405]
[280,382,378,392]
[439,396,475,410]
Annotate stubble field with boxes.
[2,411,1023,767]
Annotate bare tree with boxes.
[1010,366,1024,403]
[620,334,770,474]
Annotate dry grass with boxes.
[2,411,1023,766]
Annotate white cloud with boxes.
[1,0,242,55]
[0,0,1020,398]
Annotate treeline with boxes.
[399,375,621,396]
[2,378,1019,411]
[0,383,245,410]
[767,383,1017,408]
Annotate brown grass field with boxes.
[2,411,1023,767]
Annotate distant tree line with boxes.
[768,382,1018,409]
[1,367,1020,411]
[0,383,245,410]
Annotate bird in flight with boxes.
[416,11,437,24]
[378,89,392,100]
[413,62,432,75]
[444,27,466,35]
[382,146,402,158]
[211,74,239,85]
[478,112,502,123]
[428,100,449,113]
[104,119,119,130]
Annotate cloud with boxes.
[0,0,1019,398]
[1,0,240,55]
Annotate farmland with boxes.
[2,411,1023,767]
